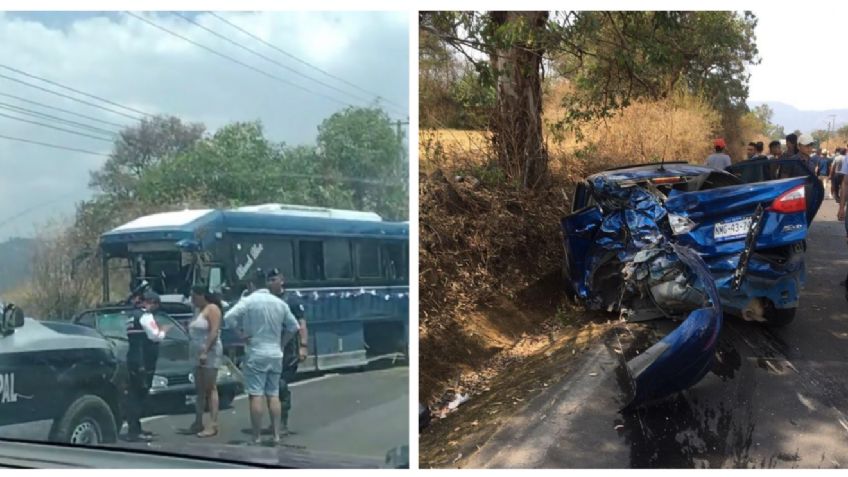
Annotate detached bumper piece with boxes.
[571,180,723,407]
[622,244,721,407]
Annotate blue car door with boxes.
[561,182,603,299]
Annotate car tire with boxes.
[767,306,796,327]
[51,394,117,445]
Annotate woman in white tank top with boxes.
[188,286,224,437]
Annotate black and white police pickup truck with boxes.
[0,301,124,445]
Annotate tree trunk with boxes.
[489,11,549,189]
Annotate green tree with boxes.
[751,104,785,138]
[317,107,407,218]
[136,121,360,211]
[89,115,205,200]
[812,129,830,145]
[420,11,761,188]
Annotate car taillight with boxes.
[650,176,684,185]
[769,185,806,214]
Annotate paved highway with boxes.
[119,365,408,464]
[464,198,848,469]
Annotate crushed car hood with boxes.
[562,162,822,406]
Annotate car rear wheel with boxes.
[51,395,117,445]
[766,306,796,327]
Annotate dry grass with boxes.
[418,82,722,411]
[420,83,722,180]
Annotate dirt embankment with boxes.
[419,169,582,406]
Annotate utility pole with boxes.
[827,114,836,152]
[395,119,409,179]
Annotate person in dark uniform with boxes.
[124,291,170,442]
[265,268,308,435]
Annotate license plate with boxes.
[185,395,197,406]
[714,217,752,241]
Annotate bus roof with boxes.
[233,203,382,221]
[100,206,407,255]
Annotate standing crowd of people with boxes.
[122,267,308,447]
[706,133,848,288]
[706,134,848,200]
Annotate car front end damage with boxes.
[562,161,822,406]
[562,174,722,407]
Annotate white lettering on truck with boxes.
[235,243,264,280]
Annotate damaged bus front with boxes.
[99,205,410,372]
[561,161,822,406]
[99,209,224,304]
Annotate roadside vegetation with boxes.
[7,107,407,320]
[418,11,779,423]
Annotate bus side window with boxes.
[324,239,353,280]
[355,240,381,279]
[381,242,407,281]
[299,240,324,281]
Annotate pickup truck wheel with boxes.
[767,306,796,327]
[51,395,117,445]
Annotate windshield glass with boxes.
[0,10,408,468]
[94,311,188,342]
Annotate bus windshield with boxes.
[104,252,195,299]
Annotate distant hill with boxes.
[0,237,36,294]
[748,101,848,137]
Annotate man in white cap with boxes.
[779,133,816,178]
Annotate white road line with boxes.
[233,373,341,401]
[291,373,340,387]
[125,373,345,426]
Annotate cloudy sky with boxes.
[0,11,409,240]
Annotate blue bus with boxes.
[98,204,409,372]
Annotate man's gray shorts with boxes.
[243,355,282,396]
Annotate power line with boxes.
[0,132,404,187]
[0,190,88,230]
[127,12,357,110]
[208,12,408,115]
[0,73,145,121]
[0,92,129,129]
[0,111,115,142]
[0,133,110,157]
[257,171,406,186]
[0,102,120,137]
[172,12,384,111]
[0,64,152,118]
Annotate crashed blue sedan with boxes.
[560,159,823,406]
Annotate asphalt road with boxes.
[464,198,848,469]
[117,365,408,463]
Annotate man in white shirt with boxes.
[836,147,848,224]
[225,276,299,445]
[832,148,845,201]
[705,138,732,170]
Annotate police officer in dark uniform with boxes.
[265,268,307,435]
[124,291,170,442]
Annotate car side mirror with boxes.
[1,303,25,335]
[176,239,201,252]
[385,446,409,469]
